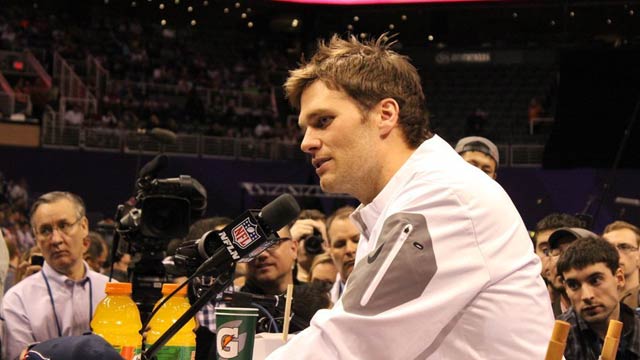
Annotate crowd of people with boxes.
[1,5,305,144]
[1,119,635,359]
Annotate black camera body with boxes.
[304,229,324,256]
[113,155,207,321]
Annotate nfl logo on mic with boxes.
[232,218,261,249]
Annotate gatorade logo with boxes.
[216,320,249,359]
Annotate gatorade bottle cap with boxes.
[162,283,187,296]
[105,282,132,295]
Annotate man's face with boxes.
[604,228,640,279]
[311,262,337,285]
[536,229,554,279]
[86,242,108,272]
[32,199,89,276]
[299,81,380,200]
[115,253,131,272]
[460,151,497,179]
[247,228,297,290]
[562,263,624,325]
[547,238,577,291]
[327,217,359,281]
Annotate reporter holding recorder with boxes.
[267,34,554,359]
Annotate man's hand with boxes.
[16,261,42,283]
[290,219,327,245]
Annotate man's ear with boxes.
[377,98,400,137]
[81,217,90,250]
[287,238,298,261]
[616,267,626,290]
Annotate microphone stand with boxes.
[591,94,640,227]
[141,268,234,360]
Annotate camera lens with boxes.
[304,229,324,255]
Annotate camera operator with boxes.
[289,209,327,283]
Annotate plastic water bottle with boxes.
[91,282,143,360]
[146,283,197,360]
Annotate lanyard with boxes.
[41,270,93,337]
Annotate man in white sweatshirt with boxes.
[268,34,554,359]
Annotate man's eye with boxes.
[590,277,603,286]
[317,117,332,128]
[567,283,579,291]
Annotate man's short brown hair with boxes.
[603,220,640,247]
[284,33,431,148]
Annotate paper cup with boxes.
[215,307,259,360]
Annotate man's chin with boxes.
[50,259,75,274]
[581,311,609,324]
[319,176,341,194]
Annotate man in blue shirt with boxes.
[2,191,110,360]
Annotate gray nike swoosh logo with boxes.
[367,242,384,264]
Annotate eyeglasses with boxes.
[266,237,292,253]
[35,217,82,239]
[615,243,639,253]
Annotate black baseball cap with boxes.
[548,227,598,250]
[25,334,122,360]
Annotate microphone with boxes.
[222,291,281,311]
[141,127,177,144]
[614,197,640,207]
[220,282,332,333]
[600,319,622,360]
[173,194,300,276]
[150,128,177,144]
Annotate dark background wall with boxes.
[1,145,638,233]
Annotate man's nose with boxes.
[346,240,357,256]
[581,285,595,302]
[50,228,65,245]
[300,128,320,154]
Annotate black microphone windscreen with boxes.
[139,154,168,178]
[260,194,300,231]
[150,127,177,144]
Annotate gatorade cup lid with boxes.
[161,283,187,296]
[105,282,132,295]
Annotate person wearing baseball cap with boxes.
[546,227,598,317]
[21,333,121,360]
[455,136,499,179]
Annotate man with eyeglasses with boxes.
[532,213,585,316]
[603,221,640,310]
[241,226,298,296]
[1,191,110,360]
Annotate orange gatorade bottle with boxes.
[146,283,197,360]
[91,282,143,360]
